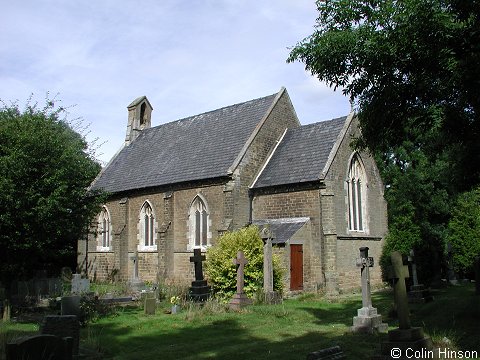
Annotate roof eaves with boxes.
[319,111,355,179]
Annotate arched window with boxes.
[138,201,157,251]
[347,153,367,232]
[97,206,111,251]
[188,195,210,249]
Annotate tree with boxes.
[288,0,480,282]
[205,226,284,302]
[447,187,480,276]
[0,98,104,286]
[289,0,479,170]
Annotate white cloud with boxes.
[0,0,350,163]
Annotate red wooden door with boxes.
[290,244,304,290]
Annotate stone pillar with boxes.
[320,189,338,295]
[260,226,277,303]
[115,197,129,282]
[163,192,175,279]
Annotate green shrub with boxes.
[205,225,284,302]
[447,187,480,275]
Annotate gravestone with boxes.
[128,251,146,292]
[61,295,81,316]
[188,248,211,302]
[229,251,252,310]
[351,247,387,333]
[260,226,281,304]
[306,345,346,360]
[6,334,73,360]
[34,271,49,297]
[71,274,90,295]
[144,297,156,315]
[40,315,80,356]
[407,249,433,303]
[61,267,73,282]
[48,278,62,296]
[475,256,480,295]
[377,251,432,358]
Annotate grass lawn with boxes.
[1,284,479,359]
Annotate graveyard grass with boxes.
[1,284,478,359]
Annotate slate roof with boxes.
[90,93,278,194]
[252,116,347,189]
[252,218,310,245]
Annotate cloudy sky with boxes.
[1,0,350,164]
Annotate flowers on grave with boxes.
[170,296,180,305]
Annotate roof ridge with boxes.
[144,92,278,132]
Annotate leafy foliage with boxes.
[447,187,480,275]
[205,226,284,302]
[0,97,104,284]
[288,0,480,283]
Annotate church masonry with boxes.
[78,88,388,294]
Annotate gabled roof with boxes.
[252,218,310,244]
[91,92,280,194]
[252,116,348,189]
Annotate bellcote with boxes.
[125,96,153,145]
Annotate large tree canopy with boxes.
[288,0,480,280]
[289,0,480,188]
[0,99,103,283]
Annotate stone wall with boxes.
[322,117,388,291]
[252,189,323,292]
[231,89,300,229]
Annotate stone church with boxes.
[78,87,387,294]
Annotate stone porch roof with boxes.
[252,218,310,245]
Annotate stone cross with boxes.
[260,226,274,294]
[356,247,374,309]
[131,249,139,280]
[190,248,206,281]
[408,249,419,287]
[389,251,411,329]
[232,251,248,294]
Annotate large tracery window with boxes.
[97,206,111,251]
[188,195,210,249]
[347,153,367,232]
[138,201,157,251]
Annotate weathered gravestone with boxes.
[34,270,49,297]
[144,297,156,315]
[475,255,480,295]
[351,247,387,333]
[229,251,252,310]
[189,248,211,302]
[407,249,433,303]
[128,250,146,292]
[306,345,346,360]
[6,334,73,360]
[376,251,432,358]
[40,315,80,356]
[61,295,81,316]
[71,274,90,295]
[260,226,281,304]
